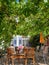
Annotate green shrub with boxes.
[29,34,41,47]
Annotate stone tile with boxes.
[38,63,47,65]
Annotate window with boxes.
[13,40,17,47]
[19,39,22,45]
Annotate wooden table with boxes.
[6,47,36,65]
[11,53,27,65]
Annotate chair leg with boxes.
[33,56,36,65]
[25,58,27,65]
[6,58,8,65]
[43,54,47,64]
[12,59,14,65]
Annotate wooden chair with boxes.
[6,47,16,65]
[26,47,36,65]
[6,47,27,65]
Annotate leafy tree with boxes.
[29,34,40,47]
[0,0,49,48]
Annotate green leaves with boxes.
[0,0,49,47]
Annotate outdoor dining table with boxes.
[6,47,36,65]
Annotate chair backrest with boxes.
[27,47,35,56]
[7,47,15,56]
[36,46,40,52]
[43,46,48,54]
[40,46,44,51]
[23,47,35,58]
[23,47,28,56]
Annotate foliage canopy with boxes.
[0,0,49,47]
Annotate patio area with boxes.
[0,47,49,65]
[0,55,49,65]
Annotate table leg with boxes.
[33,56,36,65]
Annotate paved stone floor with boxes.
[0,54,49,65]
[0,58,49,65]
